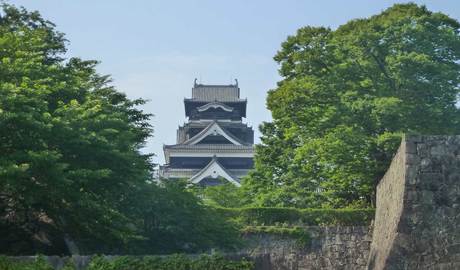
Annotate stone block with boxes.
[417,143,430,156]
[431,145,447,156]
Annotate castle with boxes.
[159,80,254,186]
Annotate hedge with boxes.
[216,207,375,226]
[0,256,55,270]
[86,255,253,270]
[0,254,254,270]
[240,226,310,247]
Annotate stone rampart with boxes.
[367,135,460,269]
[245,226,372,270]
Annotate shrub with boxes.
[240,226,310,247]
[87,254,253,270]
[0,255,54,270]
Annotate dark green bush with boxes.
[0,255,254,270]
[0,256,54,270]
[217,207,374,226]
[86,254,254,270]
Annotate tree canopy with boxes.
[241,3,460,208]
[0,3,155,251]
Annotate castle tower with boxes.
[159,80,254,186]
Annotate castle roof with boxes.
[181,121,247,146]
[189,81,245,102]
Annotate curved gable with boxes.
[190,157,241,186]
[183,121,244,146]
[197,102,234,112]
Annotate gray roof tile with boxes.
[191,84,244,101]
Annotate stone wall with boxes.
[245,226,372,270]
[367,135,460,269]
[366,138,407,269]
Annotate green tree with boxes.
[241,4,460,208]
[136,180,241,254]
[192,181,244,208]
[0,4,153,253]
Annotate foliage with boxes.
[217,207,374,226]
[130,180,242,254]
[0,3,154,252]
[241,226,310,247]
[86,254,253,270]
[0,254,254,270]
[241,3,460,208]
[191,182,244,208]
[0,255,54,270]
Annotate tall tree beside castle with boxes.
[0,4,154,249]
[241,4,460,208]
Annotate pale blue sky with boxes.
[7,0,460,164]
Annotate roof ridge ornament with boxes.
[197,101,234,113]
